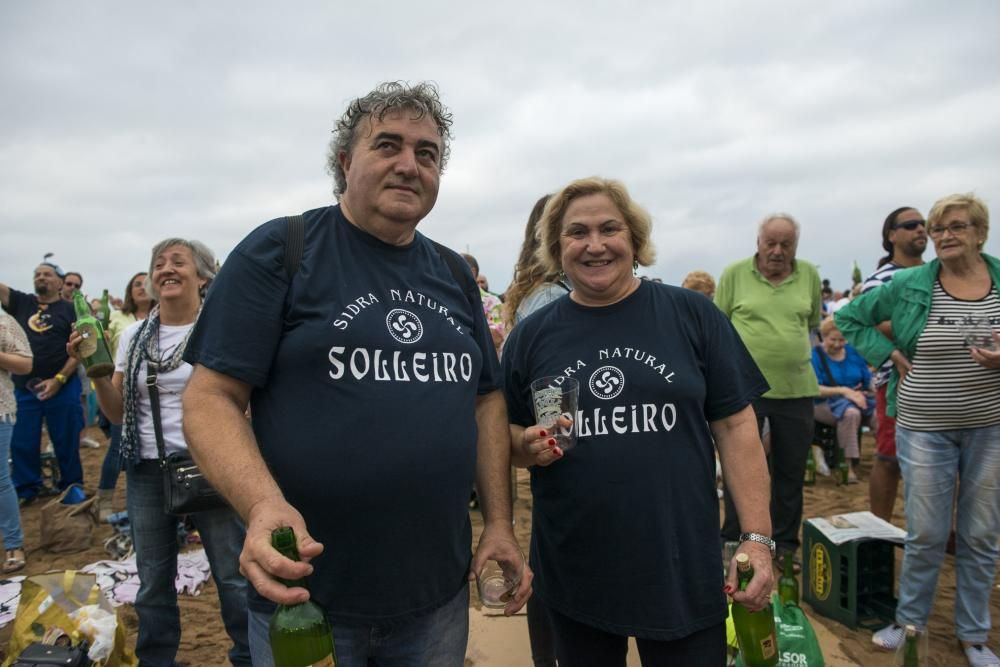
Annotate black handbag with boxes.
[147,362,228,515]
[12,642,91,666]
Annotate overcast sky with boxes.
[3,1,999,299]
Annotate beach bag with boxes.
[38,486,98,554]
[3,571,135,667]
[146,364,227,515]
[736,594,825,667]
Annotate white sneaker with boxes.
[81,437,102,449]
[813,445,831,476]
[964,644,1000,667]
[872,624,904,650]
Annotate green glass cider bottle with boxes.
[269,527,337,667]
[835,444,849,486]
[777,551,799,606]
[804,447,817,486]
[899,624,922,667]
[98,289,111,329]
[72,291,115,378]
[731,554,779,667]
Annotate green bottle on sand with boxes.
[804,447,816,486]
[777,552,799,606]
[268,527,337,667]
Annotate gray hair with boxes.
[145,238,217,300]
[758,213,800,241]
[326,81,454,199]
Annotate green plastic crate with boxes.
[802,519,898,630]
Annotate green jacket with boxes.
[834,254,1000,416]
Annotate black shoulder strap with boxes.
[815,345,837,387]
[284,215,305,280]
[431,240,479,306]
[146,363,168,465]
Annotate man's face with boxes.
[756,219,798,278]
[339,109,442,235]
[33,265,62,299]
[62,274,82,301]
[888,209,928,260]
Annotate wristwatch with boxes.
[54,373,68,385]
[738,532,776,556]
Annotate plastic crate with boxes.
[802,519,897,629]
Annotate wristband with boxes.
[54,373,68,385]
[738,532,776,556]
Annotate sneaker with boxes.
[81,437,102,449]
[964,644,1000,667]
[872,624,904,650]
[813,445,831,476]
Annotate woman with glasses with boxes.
[836,193,1000,667]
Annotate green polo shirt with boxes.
[715,255,822,399]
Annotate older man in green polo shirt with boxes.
[715,213,822,566]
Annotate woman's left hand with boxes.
[970,332,1000,369]
[725,541,775,612]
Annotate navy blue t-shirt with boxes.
[3,289,75,390]
[502,281,768,640]
[184,205,499,623]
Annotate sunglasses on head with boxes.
[891,220,926,231]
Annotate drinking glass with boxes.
[529,376,579,451]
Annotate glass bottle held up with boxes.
[268,527,337,667]
[72,291,115,378]
[731,553,779,667]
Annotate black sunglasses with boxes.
[892,220,926,231]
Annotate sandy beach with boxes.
[1,426,997,666]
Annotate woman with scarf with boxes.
[69,238,250,667]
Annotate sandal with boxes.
[3,548,26,574]
[963,643,1000,667]
[872,623,904,650]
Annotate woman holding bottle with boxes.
[69,239,250,667]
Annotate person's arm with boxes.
[182,364,320,605]
[0,283,10,310]
[712,404,774,612]
[67,329,123,420]
[468,389,532,615]
[834,287,898,367]
[34,356,79,401]
[0,350,31,375]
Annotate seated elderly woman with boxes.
[812,316,875,483]
[502,177,774,666]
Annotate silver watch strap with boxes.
[738,532,776,555]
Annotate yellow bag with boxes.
[3,570,136,667]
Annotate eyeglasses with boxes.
[64,282,81,289]
[891,220,925,231]
[928,221,972,237]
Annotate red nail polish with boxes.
[539,430,547,437]
[724,585,733,594]
[548,438,556,446]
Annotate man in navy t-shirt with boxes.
[183,81,530,666]
[0,262,84,501]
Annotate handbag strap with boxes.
[146,362,168,466]
[815,345,838,387]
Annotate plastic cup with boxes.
[476,553,524,609]
[530,376,579,451]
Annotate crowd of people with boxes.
[2,81,998,667]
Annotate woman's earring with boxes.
[633,260,639,274]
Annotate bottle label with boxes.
[78,323,99,358]
[759,633,776,659]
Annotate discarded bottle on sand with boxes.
[777,551,799,606]
[804,447,817,486]
[731,553,778,666]
[269,527,337,667]
[894,624,926,667]
[835,443,849,486]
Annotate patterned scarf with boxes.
[119,303,199,466]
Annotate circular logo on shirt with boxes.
[589,366,625,400]
[386,309,423,344]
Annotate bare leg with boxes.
[869,457,900,521]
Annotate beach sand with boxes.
[2,426,997,665]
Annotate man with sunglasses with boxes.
[860,207,927,521]
[61,272,83,303]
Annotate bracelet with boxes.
[54,373,67,384]
[738,532,776,556]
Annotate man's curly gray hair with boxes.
[326,81,454,199]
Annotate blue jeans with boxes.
[0,417,24,550]
[11,375,83,499]
[896,425,1000,643]
[127,460,251,666]
[247,584,469,667]
[99,423,123,491]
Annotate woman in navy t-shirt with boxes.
[502,177,774,666]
